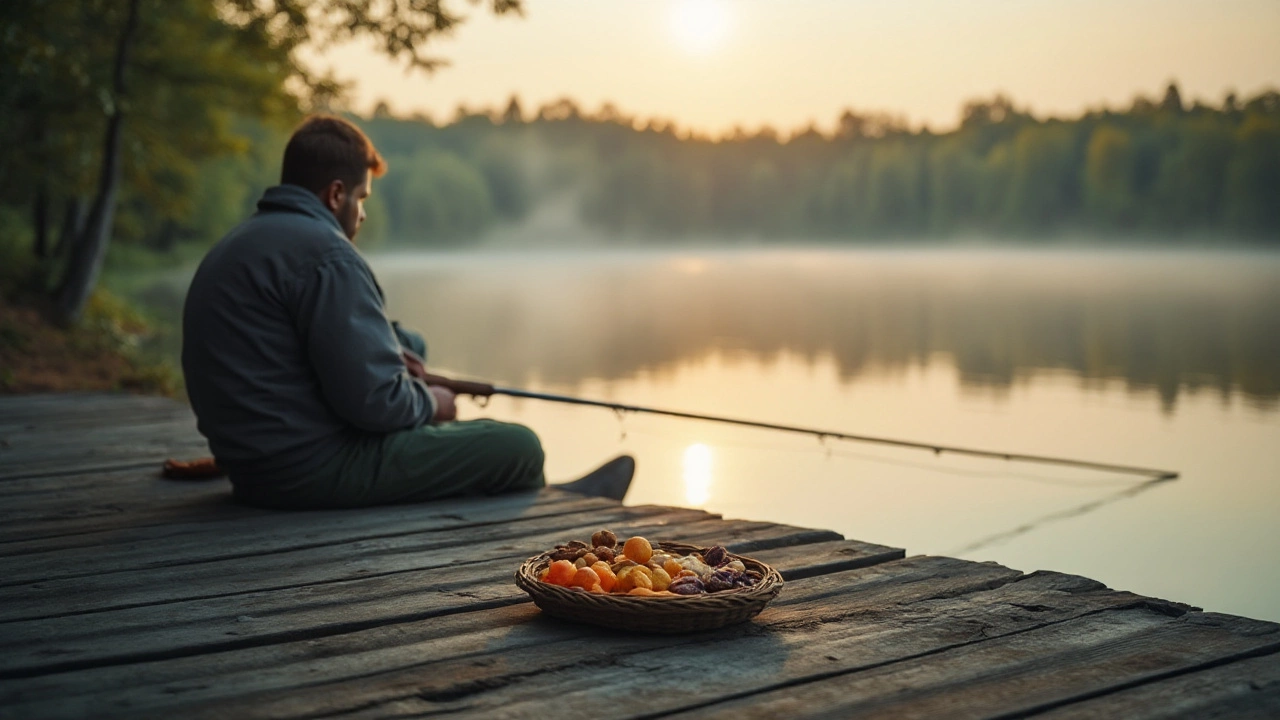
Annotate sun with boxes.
[670,0,731,56]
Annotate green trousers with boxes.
[231,419,546,510]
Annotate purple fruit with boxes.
[703,545,729,567]
[668,576,706,595]
[705,568,742,592]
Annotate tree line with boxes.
[176,84,1280,250]
[360,85,1279,246]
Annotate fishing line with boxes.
[947,476,1170,556]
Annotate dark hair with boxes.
[280,114,387,194]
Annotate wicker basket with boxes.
[514,541,784,633]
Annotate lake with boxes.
[369,247,1280,622]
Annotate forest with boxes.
[12,83,1280,264]
[2,1,1278,327]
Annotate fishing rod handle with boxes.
[419,373,496,397]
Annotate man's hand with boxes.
[403,350,455,422]
[402,350,428,380]
[428,385,457,423]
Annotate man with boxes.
[183,115,630,509]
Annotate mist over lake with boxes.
[367,245,1280,621]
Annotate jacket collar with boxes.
[256,184,344,235]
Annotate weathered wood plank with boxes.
[0,410,196,441]
[0,453,210,484]
[0,441,209,482]
[0,514,839,678]
[271,565,1132,720]
[652,610,1280,720]
[0,548,946,718]
[1035,651,1280,720]
[0,487,600,559]
[1,544,889,716]
[125,559,1067,719]
[0,494,837,590]
[0,394,181,428]
[0,476,237,540]
[0,466,184,500]
[0,506,714,621]
[745,539,906,580]
[0,411,206,481]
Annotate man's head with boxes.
[280,115,387,242]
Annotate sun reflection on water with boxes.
[683,442,714,506]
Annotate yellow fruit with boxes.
[630,570,653,591]
[628,587,658,596]
[613,567,638,593]
[650,567,672,591]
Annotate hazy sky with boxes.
[312,0,1280,134]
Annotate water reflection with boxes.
[682,443,714,506]
[374,249,1280,413]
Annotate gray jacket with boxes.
[182,184,435,485]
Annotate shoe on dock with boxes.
[555,455,634,501]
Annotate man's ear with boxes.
[321,179,346,212]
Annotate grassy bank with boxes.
[0,221,184,397]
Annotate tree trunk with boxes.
[53,197,86,260]
[52,0,141,326]
[33,186,49,259]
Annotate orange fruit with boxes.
[543,559,577,586]
[570,567,600,590]
[623,537,653,565]
[591,562,617,592]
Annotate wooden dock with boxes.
[1,393,1277,719]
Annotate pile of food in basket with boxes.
[537,529,764,596]
[515,529,784,632]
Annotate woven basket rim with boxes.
[514,540,784,629]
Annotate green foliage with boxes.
[0,0,524,317]
[403,150,496,243]
[1224,114,1280,234]
[1085,125,1139,227]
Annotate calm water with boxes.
[369,247,1280,622]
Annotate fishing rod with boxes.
[420,372,1180,482]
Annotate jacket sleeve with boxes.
[391,322,428,360]
[294,256,436,431]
